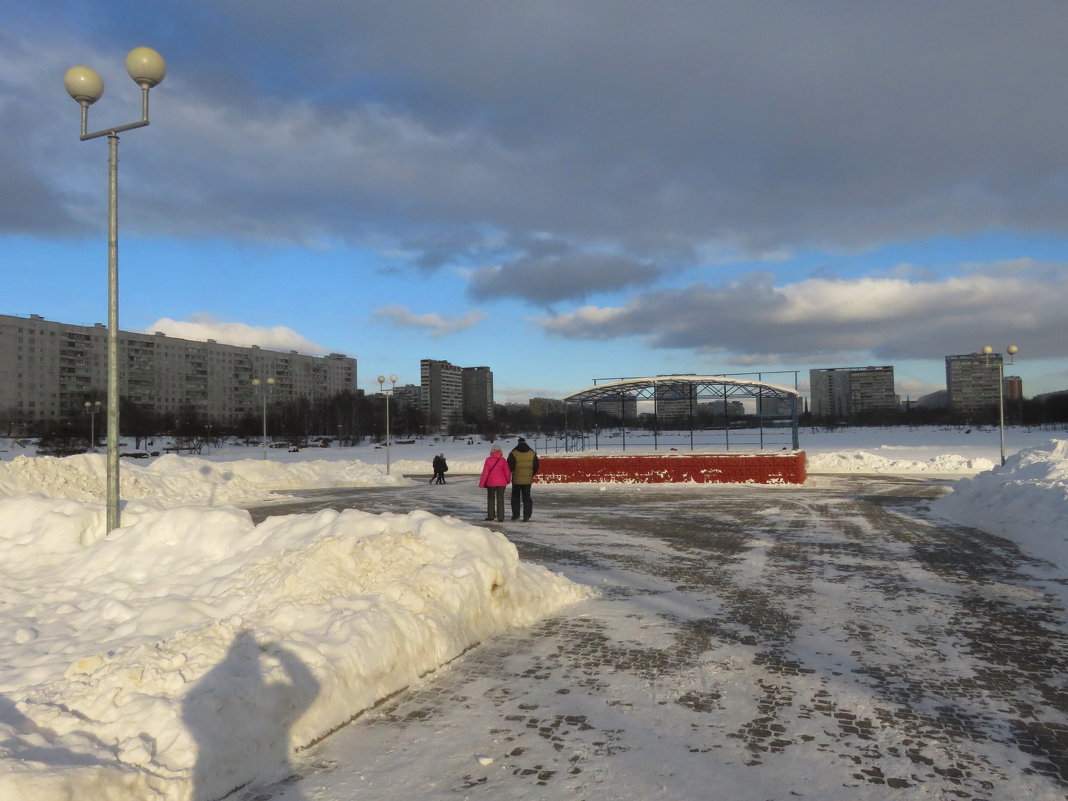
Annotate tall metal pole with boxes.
[66,48,166,534]
[385,391,392,475]
[262,387,268,460]
[106,133,121,533]
[997,360,1006,466]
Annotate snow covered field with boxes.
[0,425,1065,800]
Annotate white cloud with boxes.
[145,314,329,355]
[372,305,486,337]
[539,265,1068,363]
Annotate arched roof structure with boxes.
[563,374,800,403]
[562,374,801,452]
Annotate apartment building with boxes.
[945,353,1002,417]
[461,366,494,424]
[809,366,897,421]
[420,358,465,433]
[0,313,356,428]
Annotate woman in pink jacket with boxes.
[478,446,511,522]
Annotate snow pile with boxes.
[0,501,591,801]
[0,453,404,505]
[931,439,1068,569]
[807,450,996,474]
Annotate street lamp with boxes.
[377,374,398,475]
[252,377,276,459]
[982,344,1019,466]
[65,47,166,533]
[84,400,102,451]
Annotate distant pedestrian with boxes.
[478,446,511,522]
[430,453,448,484]
[507,437,540,521]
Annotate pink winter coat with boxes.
[478,453,511,488]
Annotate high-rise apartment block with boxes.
[461,366,494,424]
[0,313,356,428]
[419,360,496,433]
[809,366,897,421]
[420,359,464,433]
[945,353,1002,417]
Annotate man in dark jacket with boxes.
[507,438,539,521]
[430,453,447,484]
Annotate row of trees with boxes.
[809,394,1068,429]
[4,391,425,448]
[7,390,1067,451]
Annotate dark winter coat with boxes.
[507,442,539,485]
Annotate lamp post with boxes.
[252,377,275,459]
[377,374,398,475]
[84,400,102,451]
[65,47,166,533]
[982,344,1019,466]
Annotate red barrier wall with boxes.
[535,451,807,485]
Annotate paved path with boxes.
[244,474,1068,801]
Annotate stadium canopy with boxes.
[562,374,801,451]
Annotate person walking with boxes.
[430,453,448,484]
[507,437,539,521]
[478,446,511,522]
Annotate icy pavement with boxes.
[244,475,1068,801]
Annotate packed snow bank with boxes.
[0,502,591,801]
[0,453,405,505]
[931,439,1068,569]
[807,450,996,474]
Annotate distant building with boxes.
[756,396,796,418]
[599,396,638,424]
[420,359,495,433]
[704,400,746,419]
[945,353,1001,418]
[0,313,355,430]
[461,366,494,424]
[529,397,565,417]
[420,359,464,433]
[915,389,949,409]
[809,366,896,421]
[392,383,422,409]
[654,383,692,426]
[1004,375,1023,402]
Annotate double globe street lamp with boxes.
[981,344,1019,466]
[377,375,398,475]
[252,378,276,459]
[84,400,102,451]
[65,47,166,533]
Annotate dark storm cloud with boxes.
[7,2,1068,302]
[468,249,662,305]
[539,263,1068,364]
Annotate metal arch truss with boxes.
[562,373,802,452]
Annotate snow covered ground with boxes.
[0,425,1065,800]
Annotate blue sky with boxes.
[3,1,1067,402]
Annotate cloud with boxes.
[145,314,329,355]
[467,248,663,304]
[539,263,1068,363]
[12,3,1068,273]
[372,305,486,337]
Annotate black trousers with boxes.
[511,483,533,519]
